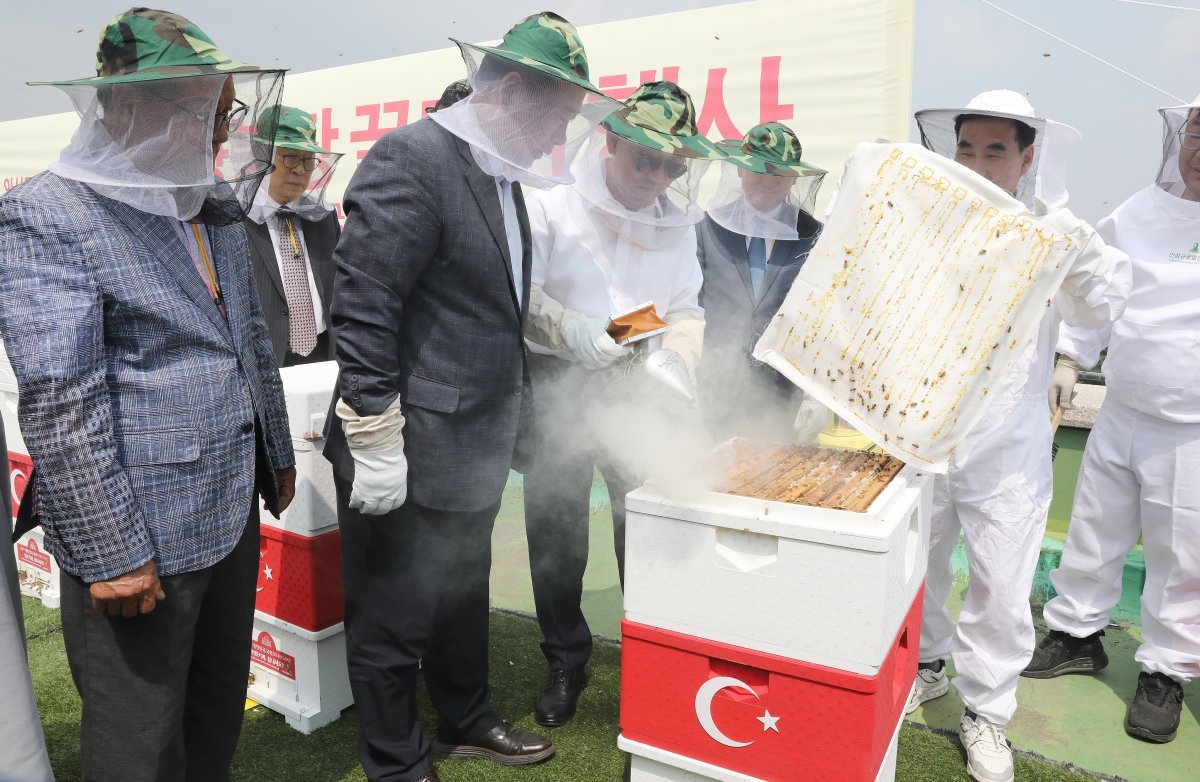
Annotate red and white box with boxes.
[622,704,905,782]
[619,590,920,782]
[248,615,352,734]
[623,459,930,675]
[255,523,343,633]
[14,526,60,609]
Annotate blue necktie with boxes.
[748,237,766,298]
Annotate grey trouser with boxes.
[60,506,260,782]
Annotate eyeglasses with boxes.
[635,152,688,180]
[214,100,248,132]
[1179,128,1200,150]
[280,154,320,172]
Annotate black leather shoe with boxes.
[432,720,555,765]
[535,667,589,727]
[415,772,442,782]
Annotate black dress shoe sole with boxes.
[431,741,556,765]
[1021,654,1108,679]
[535,711,574,728]
[1124,714,1178,744]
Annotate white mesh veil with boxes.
[914,90,1080,209]
[49,71,284,225]
[249,150,343,223]
[429,42,619,190]
[569,125,714,230]
[706,162,825,241]
[1156,93,1200,198]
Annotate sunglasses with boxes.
[634,152,688,180]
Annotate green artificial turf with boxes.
[21,597,1105,781]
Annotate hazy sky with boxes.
[3,0,1198,221]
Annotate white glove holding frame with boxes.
[1049,357,1081,413]
[562,315,630,369]
[794,394,829,444]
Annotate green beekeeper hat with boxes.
[717,122,824,177]
[601,81,725,160]
[30,7,282,86]
[453,12,607,99]
[255,105,335,155]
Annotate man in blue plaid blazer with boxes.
[0,10,295,781]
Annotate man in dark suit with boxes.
[245,105,342,366]
[323,13,617,782]
[697,122,828,443]
[0,10,294,782]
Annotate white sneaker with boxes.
[959,710,1015,782]
[905,660,949,714]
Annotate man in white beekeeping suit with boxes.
[907,90,1130,782]
[1022,93,1200,745]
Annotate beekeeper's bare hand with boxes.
[275,467,296,513]
[1049,358,1081,414]
[563,315,630,370]
[90,561,166,618]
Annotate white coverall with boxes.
[1044,184,1200,684]
[920,221,1130,725]
[1,415,54,782]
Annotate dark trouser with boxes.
[59,505,260,782]
[523,353,641,671]
[283,329,331,367]
[336,477,502,782]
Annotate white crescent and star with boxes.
[256,555,273,593]
[694,676,782,748]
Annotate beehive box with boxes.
[621,705,904,782]
[14,526,59,609]
[247,615,352,734]
[619,591,918,782]
[624,439,930,675]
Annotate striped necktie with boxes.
[276,209,319,356]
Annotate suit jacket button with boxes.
[513,387,522,396]
[241,422,255,434]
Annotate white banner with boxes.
[0,0,914,216]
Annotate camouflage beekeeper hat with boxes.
[601,81,725,160]
[255,105,334,155]
[452,11,607,99]
[717,122,824,177]
[30,7,282,86]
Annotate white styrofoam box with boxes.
[279,360,338,441]
[623,457,931,676]
[247,614,352,734]
[262,440,338,536]
[261,361,339,536]
[620,701,906,782]
[14,527,60,609]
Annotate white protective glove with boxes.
[563,315,630,370]
[794,395,830,444]
[336,398,408,516]
[1049,357,1081,414]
